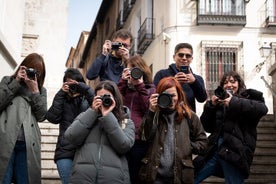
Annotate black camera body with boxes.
[111,42,122,50]
[131,67,143,80]
[69,84,80,94]
[214,86,232,100]
[158,92,173,109]
[25,68,37,80]
[98,94,113,107]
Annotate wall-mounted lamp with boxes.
[259,42,271,58]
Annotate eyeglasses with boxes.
[177,53,192,59]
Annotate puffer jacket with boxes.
[199,89,268,178]
[139,110,208,184]
[0,76,47,184]
[64,106,135,184]
[46,83,94,162]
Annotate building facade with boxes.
[77,0,275,116]
[0,0,68,183]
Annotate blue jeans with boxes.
[194,138,245,184]
[56,158,73,184]
[2,141,28,184]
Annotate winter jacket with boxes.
[0,76,47,184]
[153,64,207,112]
[117,79,156,140]
[46,82,94,162]
[64,106,135,184]
[139,110,208,184]
[86,54,124,84]
[199,89,268,178]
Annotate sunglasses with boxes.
[177,53,192,59]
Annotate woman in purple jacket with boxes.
[118,55,155,184]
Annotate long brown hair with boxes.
[126,55,153,84]
[13,53,46,91]
[156,77,192,122]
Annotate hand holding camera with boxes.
[93,94,115,116]
[212,86,233,106]
[111,42,130,60]
[175,65,195,84]
[102,40,112,56]
[17,66,39,93]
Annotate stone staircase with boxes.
[40,122,61,184]
[202,115,276,184]
[40,116,276,184]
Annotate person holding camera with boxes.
[64,80,135,183]
[86,29,133,84]
[139,77,208,184]
[117,55,156,184]
[153,43,207,112]
[45,68,94,184]
[0,53,47,184]
[194,71,268,184]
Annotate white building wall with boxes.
[126,0,274,115]
[0,0,25,78]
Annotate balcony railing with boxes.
[137,18,155,54]
[197,0,246,26]
[197,14,246,26]
[266,16,276,27]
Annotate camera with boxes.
[180,65,190,74]
[98,94,113,107]
[111,42,122,50]
[157,92,174,109]
[214,86,233,100]
[25,68,37,80]
[69,84,80,94]
[130,67,143,80]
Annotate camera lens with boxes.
[131,67,143,80]
[158,93,173,109]
[69,84,79,93]
[101,94,112,107]
[25,68,37,80]
[214,86,230,100]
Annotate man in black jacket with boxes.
[153,43,207,112]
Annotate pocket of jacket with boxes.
[181,159,194,184]
[139,157,153,182]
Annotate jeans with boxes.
[2,141,28,184]
[56,158,73,184]
[194,138,245,184]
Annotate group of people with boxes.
[0,28,268,184]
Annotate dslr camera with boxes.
[214,86,233,100]
[25,68,37,80]
[130,67,143,80]
[69,84,80,94]
[111,42,122,50]
[98,94,113,107]
[157,92,174,109]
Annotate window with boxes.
[266,0,276,26]
[199,0,245,15]
[201,41,243,95]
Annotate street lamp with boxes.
[259,42,271,58]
